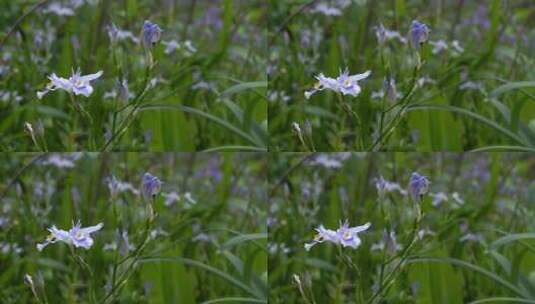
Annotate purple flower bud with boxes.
[410,20,430,49]
[376,23,387,45]
[409,172,430,201]
[142,172,162,201]
[141,20,162,49]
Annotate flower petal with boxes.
[79,71,103,82]
[79,222,104,234]
[349,70,371,82]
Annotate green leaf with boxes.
[202,146,267,152]
[470,146,535,152]
[140,256,264,300]
[490,82,535,98]
[408,104,529,147]
[141,104,263,147]
[222,233,267,249]
[408,256,528,298]
[469,297,535,304]
[220,81,267,97]
[201,297,267,304]
[490,234,535,250]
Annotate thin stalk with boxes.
[370,61,421,151]
[367,201,423,304]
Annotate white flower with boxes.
[44,3,75,16]
[37,221,103,251]
[305,69,371,99]
[304,225,338,251]
[430,40,449,54]
[375,24,407,45]
[37,69,103,99]
[431,192,448,207]
[336,221,371,249]
[305,221,371,251]
[162,40,197,55]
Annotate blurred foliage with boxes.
[268,0,535,151]
[0,0,267,151]
[268,152,535,303]
[0,152,267,303]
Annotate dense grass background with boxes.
[268,0,535,151]
[268,153,535,303]
[0,0,267,152]
[0,153,267,303]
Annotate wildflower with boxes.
[103,230,134,255]
[106,175,139,199]
[117,79,130,102]
[336,220,371,249]
[41,154,76,168]
[37,69,103,99]
[103,79,133,102]
[44,3,75,16]
[431,192,448,207]
[163,192,180,206]
[383,77,398,102]
[304,225,338,251]
[375,24,407,45]
[311,3,342,16]
[376,23,387,45]
[305,221,371,251]
[371,229,402,254]
[141,20,162,49]
[37,221,103,251]
[375,176,407,197]
[310,0,353,16]
[141,172,162,201]
[409,172,430,201]
[107,23,139,44]
[162,40,197,55]
[309,153,351,169]
[409,20,430,49]
[305,69,371,99]
[376,176,388,198]
[430,40,448,54]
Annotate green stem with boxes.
[367,201,423,304]
[370,63,421,151]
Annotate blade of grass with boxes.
[140,104,263,147]
[408,104,529,147]
[201,297,267,304]
[408,256,528,298]
[140,256,264,299]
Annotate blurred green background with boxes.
[268,0,535,151]
[0,152,267,303]
[268,152,535,303]
[0,0,267,151]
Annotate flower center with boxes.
[343,231,352,240]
